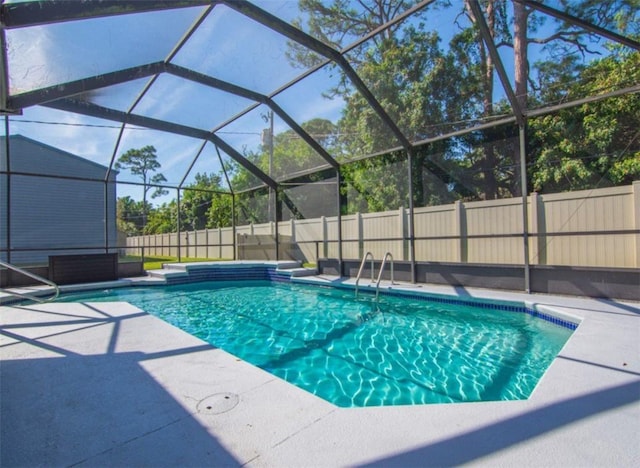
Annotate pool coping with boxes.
[1,261,639,466]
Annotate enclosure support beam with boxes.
[44,98,277,190]
[177,191,182,263]
[231,193,237,261]
[406,149,417,284]
[3,117,11,264]
[467,0,525,126]
[0,28,13,114]
[519,123,531,294]
[103,181,109,256]
[274,189,281,261]
[179,141,208,189]
[337,168,345,276]
[123,4,215,188]
[526,84,640,118]
[165,64,339,169]
[336,58,413,150]
[8,62,167,110]
[268,100,339,169]
[224,0,413,150]
[0,0,213,29]
[520,0,640,51]
[223,0,338,59]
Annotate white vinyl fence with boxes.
[127,182,640,268]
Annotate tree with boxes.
[181,173,222,230]
[181,172,235,229]
[287,0,418,70]
[528,51,640,192]
[115,145,169,228]
[511,0,639,109]
[228,118,342,220]
[116,196,147,235]
[288,0,507,207]
[206,193,234,228]
[455,0,515,199]
[288,0,638,206]
[457,0,637,197]
[145,200,178,234]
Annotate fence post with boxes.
[162,233,167,257]
[290,218,296,242]
[321,216,327,258]
[357,212,363,259]
[529,192,546,265]
[633,181,640,268]
[399,206,407,261]
[454,201,467,262]
[193,230,197,259]
[203,229,207,259]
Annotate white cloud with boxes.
[298,94,345,123]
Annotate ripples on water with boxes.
[61,281,573,407]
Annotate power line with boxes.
[9,118,264,136]
[9,118,144,130]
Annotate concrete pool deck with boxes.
[1,274,639,467]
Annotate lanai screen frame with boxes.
[1,0,638,292]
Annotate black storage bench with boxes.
[48,253,118,285]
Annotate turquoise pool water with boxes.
[59,281,573,407]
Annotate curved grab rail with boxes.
[355,251,375,297]
[375,252,394,301]
[0,260,60,303]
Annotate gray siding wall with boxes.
[2,135,110,178]
[1,135,117,265]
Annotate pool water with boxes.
[60,281,573,407]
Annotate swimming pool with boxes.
[59,280,574,407]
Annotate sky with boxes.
[3,0,625,205]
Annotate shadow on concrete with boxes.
[557,355,640,377]
[593,297,640,315]
[358,380,640,467]
[0,305,241,467]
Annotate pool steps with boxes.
[144,260,317,283]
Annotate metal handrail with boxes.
[0,260,60,303]
[355,251,375,297]
[375,252,394,301]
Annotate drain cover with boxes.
[197,393,239,415]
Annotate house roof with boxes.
[1,134,117,178]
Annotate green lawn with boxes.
[120,255,227,271]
